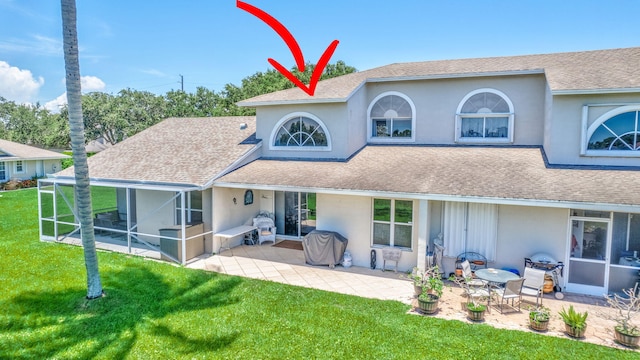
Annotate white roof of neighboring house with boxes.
[215,146,640,210]
[53,117,258,188]
[0,139,69,161]
[238,47,640,106]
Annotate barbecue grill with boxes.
[524,253,565,300]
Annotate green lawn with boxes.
[0,189,636,359]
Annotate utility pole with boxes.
[179,74,184,91]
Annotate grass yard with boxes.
[0,189,636,359]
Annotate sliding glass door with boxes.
[275,191,316,238]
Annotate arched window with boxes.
[587,108,640,153]
[368,92,416,142]
[271,112,331,150]
[455,89,514,143]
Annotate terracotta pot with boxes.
[615,328,640,348]
[455,269,463,277]
[417,294,439,315]
[564,323,587,338]
[543,275,554,294]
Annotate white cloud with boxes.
[0,61,44,103]
[44,75,106,112]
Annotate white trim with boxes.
[268,112,332,151]
[455,88,515,144]
[367,91,416,143]
[583,104,640,157]
[553,87,640,95]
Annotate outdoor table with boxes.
[474,268,520,311]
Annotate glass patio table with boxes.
[474,268,520,311]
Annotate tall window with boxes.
[372,198,413,249]
[368,92,415,141]
[456,89,514,143]
[176,191,202,225]
[272,113,329,148]
[587,109,640,153]
[443,202,497,261]
[0,162,5,181]
[15,160,24,173]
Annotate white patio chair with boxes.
[521,267,546,306]
[494,277,525,313]
[461,260,488,287]
[253,217,276,245]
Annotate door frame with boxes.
[565,215,612,295]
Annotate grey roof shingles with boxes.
[238,47,640,105]
[0,139,69,160]
[215,146,640,207]
[54,116,257,187]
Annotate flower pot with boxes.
[467,308,486,322]
[417,294,439,314]
[529,319,549,332]
[614,328,640,348]
[564,323,586,338]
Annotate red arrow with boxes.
[237,0,339,96]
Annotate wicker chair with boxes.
[253,216,276,245]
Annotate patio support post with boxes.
[180,191,187,265]
[417,200,429,271]
[126,187,131,254]
[53,183,59,240]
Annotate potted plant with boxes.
[417,266,443,315]
[601,287,640,348]
[528,306,551,332]
[558,305,588,338]
[448,273,487,322]
[466,301,487,322]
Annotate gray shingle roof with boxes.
[54,117,257,187]
[238,47,640,106]
[0,139,69,160]
[216,146,640,207]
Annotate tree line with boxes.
[0,61,356,149]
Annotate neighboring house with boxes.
[40,47,640,296]
[0,139,68,183]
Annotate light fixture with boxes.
[233,197,237,205]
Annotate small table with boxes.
[475,268,520,311]
[214,225,257,254]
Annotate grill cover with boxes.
[303,230,348,268]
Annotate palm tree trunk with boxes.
[61,0,103,299]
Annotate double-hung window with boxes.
[0,162,5,181]
[15,160,24,174]
[455,89,514,143]
[372,198,413,249]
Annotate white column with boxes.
[180,191,186,265]
[416,199,429,271]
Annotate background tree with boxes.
[61,0,103,299]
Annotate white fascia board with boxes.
[366,69,545,84]
[212,181,640,213]
[238,97,347,107]
[552,87,640,95]
[41,177,200,192]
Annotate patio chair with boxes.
[461,260,487,287]
[462,280,492,312]
[253,216,276,245]
[521,267,546,306]
[493,277,524,313]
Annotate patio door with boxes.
[275,191,316,238]
[565,215,612,295]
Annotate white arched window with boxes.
[270,112,331,151]
[367,91,416,142]
[586,106,640,156]
[455,89,514,143]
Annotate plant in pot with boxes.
[558,305,588,338]
[528,305,551,332]
[417,266,443,315]
[600,287,640,348]
[448,273,487,322]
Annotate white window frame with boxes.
[367,91,416,143]
[371,198,414,250]
[175,191,203,225]
[14,160,25,174]
[269,112,332,151]
[0,162,6,181]
[582,105,640,157]
[455,88,514,144]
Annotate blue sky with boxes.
[1,0,640,110]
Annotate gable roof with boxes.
[53,117,258,188]
[238,47,640,106]
[0,139,68,161]
[215,146,640,210]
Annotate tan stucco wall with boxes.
[545,93,640,166]
[212,187,262,252]
[135,189,176,245]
